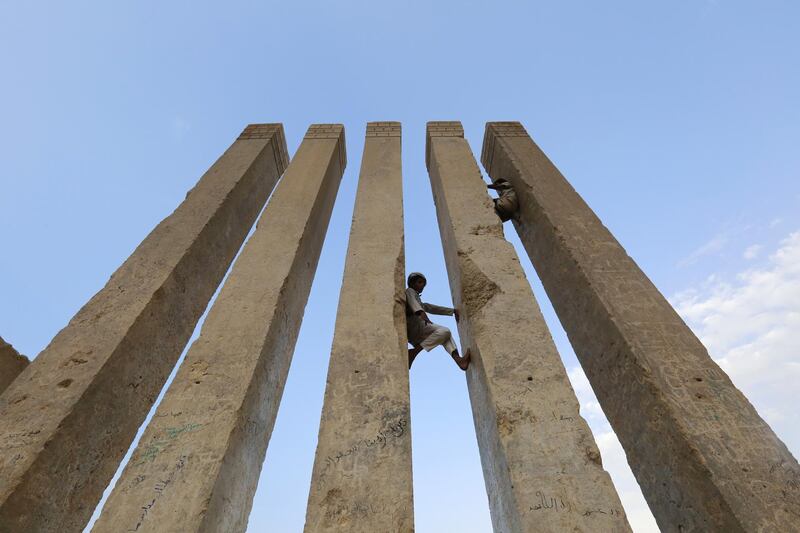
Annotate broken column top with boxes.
[425,121,464,169]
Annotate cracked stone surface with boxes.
[0,124,288,533]
[304,122,413,533]
[0,337,28,394]
[426,122,631,533]
[481,121,800,532]
[91,124,346,533]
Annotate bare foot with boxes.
[457,349,471,371]
[409,346,423,369]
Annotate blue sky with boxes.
[1,1,799,531]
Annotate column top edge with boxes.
[237,123,289,173]
[485,121,529,138]
[304,124,345,140]
[366,122,401,137]
[302,124,347,172]
[426,121,464,137]
[425,122,464,170]
[238,123,284,139]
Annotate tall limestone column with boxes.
[0,337,29,394]
[304,122,413,532]
[426,122,630,532]
[481,121,800,531]
[0,124,288,533]
[92,124,346,533]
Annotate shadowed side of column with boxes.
[426,122,630,533]
[91,124,346,533]
[0,337,29,394]
[0,124,288,533]
[481,121,800,531]
[304,122,413,533]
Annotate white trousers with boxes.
[420,324,457,354]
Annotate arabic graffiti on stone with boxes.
[325,418,408,467]
[583,507,623,517]
[128,455,187,532]
[324,501,409,522]
[134,422,202,465]
[530,490,571,513]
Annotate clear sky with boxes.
[1,1,799,532]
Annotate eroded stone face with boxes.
[304,122,413,533]
[426,122,631,533]
[91,124,345,533]
[481,121,800,532]
[0,337,28,395]
[0,124,288,533]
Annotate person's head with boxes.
[487,178,510,191]
[407,272,427,293]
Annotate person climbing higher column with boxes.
[405,272,471,371]
[487,177,518,222]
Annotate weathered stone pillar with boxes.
[481,121,800,531]
[92,124,346,533]
[426,122,630,532]
[0,337,29,394]
[0,124,288,533]
[304,122,412,532]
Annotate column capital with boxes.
[425,121,463,170]
[238,123,289,174]
[481,121,529,177]
[366,121,401,137]
[305,124,347,174]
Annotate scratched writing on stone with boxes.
[324,501,410,522]
[135,422,202,465]
[128,455,187,532]
[325,418,407,468]
[583,507,622,517]
[552,411,574,422]
[529,490,571,512]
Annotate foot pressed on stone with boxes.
[455,349,471,371]
[408,346,423,369]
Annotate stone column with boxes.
[481,121,800,531]
[304,122,412,532]
[0,337,29,394]
[426,122,630,532]
[92,124,346,533]
[0,124,289,533]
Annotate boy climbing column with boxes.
[405,272,471,371]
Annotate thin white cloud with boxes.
[170,116,191,140]
[677,234,728,267]
[566,230,800,532]
[743,244,762,260]
[672,230,800,452]
[567,366,659,532]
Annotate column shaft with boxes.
[304,122,412,532]
[92,124,346,533]
[0,337,29,394]
[427,122,630,532]
[481,121,800,531]
[0,124,288,532]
